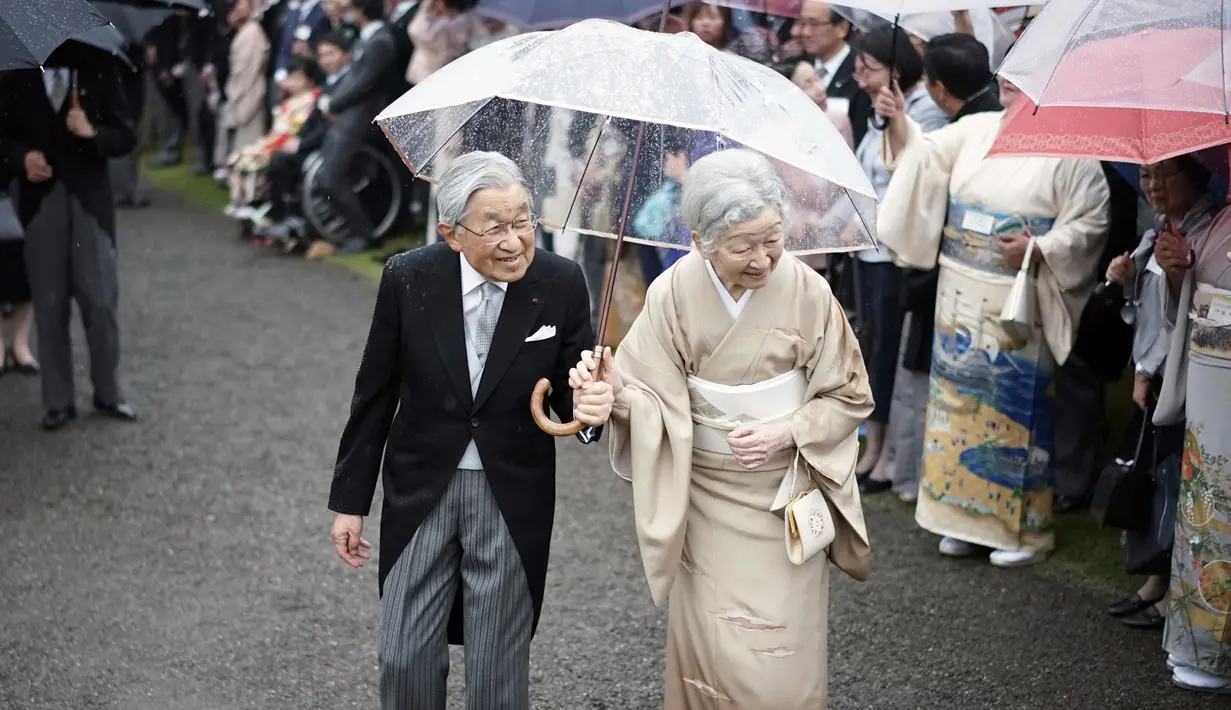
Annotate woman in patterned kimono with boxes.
[570,149,874,708]
[875,77,1110,567]
[1154,204,1231,694]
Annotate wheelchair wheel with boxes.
[301,144,404,243]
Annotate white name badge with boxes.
[1208,295,1231,325]
[827,97,850,118]
[1145,256,1164,276]
[961,209,996,235]
[294,24,313,41]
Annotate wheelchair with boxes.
[299,140,406,243]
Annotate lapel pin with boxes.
[532,297,539,305]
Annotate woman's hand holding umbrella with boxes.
[873,80,908,160]
[567,348,622,428]
[1155,223,1193,294]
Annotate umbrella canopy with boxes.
[377,19,878,254]
[474,0,691,29]
[0,0,112,70]
[93,1,175,44]
[827,4,1018,70]
[45,23,136,70]
[835,0,1049,21]
[991,2,1231,164]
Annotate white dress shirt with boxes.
[705,260,751,319]
[391,0,418,23]
[456,253,508,470]
[43,68,71,112]
[815,44,850,90]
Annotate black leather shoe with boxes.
[1054,495,1090,514]
[1121,606,1166,630]
[1108,592,1164,618]
[858,475,893,495]
[93,398,138,422]
[42,405,78,431]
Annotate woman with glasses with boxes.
[1103,156,1216,631]
[846,27,949,495]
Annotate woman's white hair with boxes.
[436,151,528,227]
[681,149,787,256]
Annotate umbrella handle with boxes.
[530,378,586,437]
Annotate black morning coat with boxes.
[1,67,136,243]
[328,242,600,644]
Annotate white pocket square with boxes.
[525,325,556,343]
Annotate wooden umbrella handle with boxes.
[530,378,585,437]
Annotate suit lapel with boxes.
[422,248,473,412]
[473,263,552,412]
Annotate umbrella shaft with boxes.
[595,119,649,348]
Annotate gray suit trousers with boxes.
[23,182,122,411]
[379,468,534,710]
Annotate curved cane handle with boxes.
[531,378,585,437]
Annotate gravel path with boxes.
[0,193,1217,710]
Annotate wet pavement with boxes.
[0,193,1212,709]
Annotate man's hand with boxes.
[998,233,1034,270]
[727,422,793,471]
[573,381,613,427]
[24,151,52,182]
[66,102,97,139]
[330,514,372,568]
[1106,252,1135,284]
[1132,371,1151,411]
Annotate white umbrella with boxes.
[376,18,878,253]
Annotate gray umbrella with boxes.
[44,23,137,69]
[93,1,175,44]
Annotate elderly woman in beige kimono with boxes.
[570,149,874,708]
[875,78,1109,567]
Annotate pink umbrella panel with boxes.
[990,25,1231,164]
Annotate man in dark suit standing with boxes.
[328,151,613,709]
[1,66,139,430]
[796,0,873,147]
[386,0,418,95]
[317,0,398,254]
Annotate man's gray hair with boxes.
[436,151,528,227]
[681,149,788,256]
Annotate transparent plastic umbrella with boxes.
[990,0,1231,163]
[376,18,877,435]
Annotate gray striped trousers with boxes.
[379,468,534,710]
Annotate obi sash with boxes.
[687,369,809,454]
[1190,283,1231,364]
[943,200,1056,278]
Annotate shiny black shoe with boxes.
[1107,592,1165,618]
[858,475,893,495]
[42,405,78,432]
[1121,605,1166,630]
[1054,495,1090,514]
[93,398,138,422]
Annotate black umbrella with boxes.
[105,0,208,10]
[44,23,137,70]
[0,0,112,70]
[93,1,176,44]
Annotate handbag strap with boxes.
[1020,233,1037,275]
[1129,408,1150,464]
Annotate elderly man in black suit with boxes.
[316,0,399,254]
[1,65,139,430]
[328,151,613,709]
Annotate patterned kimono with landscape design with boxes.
[877,111,1109,553]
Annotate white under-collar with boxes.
[359,19,386,41]
[460,253,509,295]
[704,260,751,319]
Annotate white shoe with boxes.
[1173,665,1231,694]
[898,490,918,503]
[1167,654,1185,670]
[989,548,1048,568]
[223,202,239,217]
[938,536,978,557]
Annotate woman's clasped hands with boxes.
[727,422,793,471]
[568,348,621,427]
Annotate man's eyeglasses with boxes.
[457,214,539,243]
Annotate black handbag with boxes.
[1090,410,1154,532]
[1124,450,1179,575]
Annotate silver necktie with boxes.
[474,282,499,364]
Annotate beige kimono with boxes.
[609,251,874,708]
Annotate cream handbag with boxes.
[999,235,1037,343]
[769,450,836,565]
